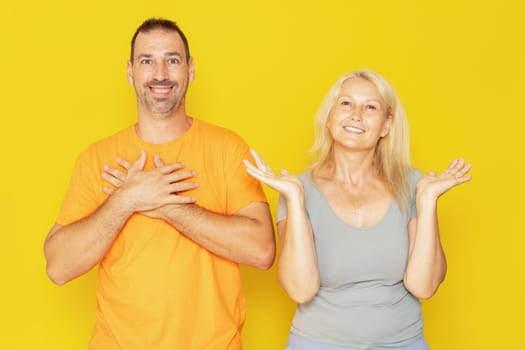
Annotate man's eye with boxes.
[140,59,152,64]
[168,58,180,64]
[367,104,377,110]
[341,100,351,106]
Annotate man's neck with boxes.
[135,111,193,144]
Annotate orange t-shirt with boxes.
[57,119,267,350]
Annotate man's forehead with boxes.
[137,29,181,42]
[134,30,186,57]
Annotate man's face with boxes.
[127,29,194,116]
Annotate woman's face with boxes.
[327,78,392,152]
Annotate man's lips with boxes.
[146,80,176,95]
[149,86,173,94]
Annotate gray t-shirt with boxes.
[277,169,423,348]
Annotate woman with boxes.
[244,69,471,350]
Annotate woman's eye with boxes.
[367,104,377,110]
[341,100,351,106]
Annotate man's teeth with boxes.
[151,87,171,93]
[343,126,365,133]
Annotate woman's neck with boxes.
[318,148,379,186]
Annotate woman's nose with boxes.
[351,110,362,121]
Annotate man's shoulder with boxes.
[193,118,246,143]
[78,126,133,158]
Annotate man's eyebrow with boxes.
[136,52,182,58]
[165,51,182,57]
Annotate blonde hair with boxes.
[310,69,412,213]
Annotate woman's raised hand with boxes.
[416,158,472,200]
[243,150,304,200]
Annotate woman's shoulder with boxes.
[407,167,423,190]
[297,170,315,187]
[408,167,423,179]
[297,170,311,180]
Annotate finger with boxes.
[116,157,133,170]
[158,162,186,174]
[164,195,196,205]
[451,173,472,186]
[443,159,458,174]
[169,182,199,193]
[176,196,196,204]
[280,169,290,176]
[167,169,197,183]
[103,165,126,181]
[243,159,257,171]
[249,149,264,168]
[154,154,166,168]
[102,172,122,187]
[451,158,465,172]
[456,162,473,178]
[103,186,114,195]
[244,160,271,180]
[249,149,261,163]
[131,150,147,170]
[447,159,470,181]
[245,165,267,182]
[457,173,472,183]
[427,171,436,177]
[250,149,271,172]
[453,165,473,183]
[247,167,282,189]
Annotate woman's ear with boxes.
[380,115,393,137]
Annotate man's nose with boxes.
[153,62,169,80]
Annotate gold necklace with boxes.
[338,183,366,216]
[350,196,364,216]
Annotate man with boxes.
[44,18,275,350]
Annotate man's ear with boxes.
[126,60,133,86]
[188,56,195,83]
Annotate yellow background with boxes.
[1,0,523,349]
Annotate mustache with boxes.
[145,79,177,87]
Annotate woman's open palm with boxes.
[243,150,303,200]
[417,158,472,199]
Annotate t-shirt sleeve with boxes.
[224,137,267,214]
[409,168,423,220]
[56,149,101,226]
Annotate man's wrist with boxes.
[108,188,137,217]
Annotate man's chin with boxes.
[148,102,177,115]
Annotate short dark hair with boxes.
[130,18,190,62]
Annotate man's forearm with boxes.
[44,193,135,285]
[159,202,275,269]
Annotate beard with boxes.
[144,95,179,114]
[138,79,186,115]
